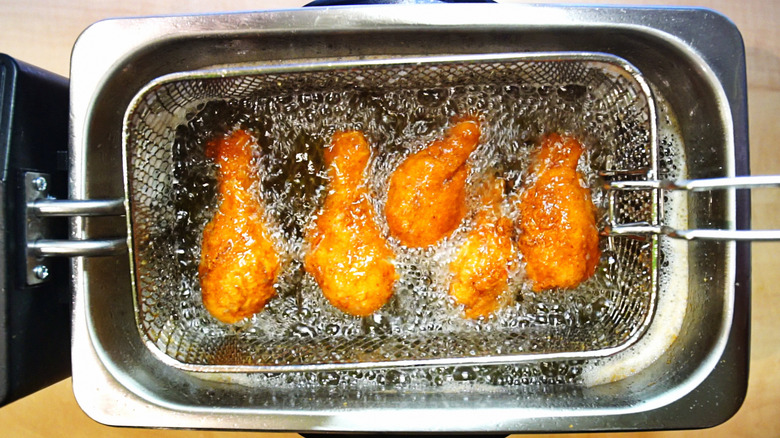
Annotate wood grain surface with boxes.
[0,0,778,437]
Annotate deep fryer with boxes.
[0,3,761,433]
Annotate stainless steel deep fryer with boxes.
[67,4,755,432]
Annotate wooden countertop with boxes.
[1,0,777,437]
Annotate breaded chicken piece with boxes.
[385,118,481,247]
[449,178,516,319]
[199,129,280,324]
[305,131,397,317]
[517,133,600,291]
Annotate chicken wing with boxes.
[305,131,397,317]
[517,133,600,291]
[199,129,281,324]
[449,178,516,319]
[385,118,481,247]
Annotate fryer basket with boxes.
[123,53,658,372]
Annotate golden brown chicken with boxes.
[517,133,600,291]
[385,118,481,247]
[305,131,397,317]
[449,178,516,319]
[199,129,281,324]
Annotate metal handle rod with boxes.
[605,223,780,241]
[607,175,780,191]
[28,198,125,217]
[668,229,780,241]
[29,238,127,257]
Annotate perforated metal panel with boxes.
[123,53,657,372]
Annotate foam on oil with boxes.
[580,90,689,386]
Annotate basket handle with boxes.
[22,172,127,285]
[604,223,780,241]
[607,175,780,191]
[27,198,124,217]
[605,175,780,241]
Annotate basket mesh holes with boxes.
[127,57,656,370]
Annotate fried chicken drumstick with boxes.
[517,133,600,291]
[199,129,281,324]
[385,118,481,247]
[305,131,397,316]
[449,178,516,319]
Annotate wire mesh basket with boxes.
[123,52,658,372]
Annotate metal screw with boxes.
[32,265,49,280]
[32,176,48,192]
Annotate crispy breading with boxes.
[199,130,280,324]
[385,118,481,247]
[449,178,516,318]
[305,131,397,316]
[517,133,600,291]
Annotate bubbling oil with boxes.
[153,66,679,389]
[580,89,689,386]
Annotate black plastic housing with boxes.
[0,54,71,407]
